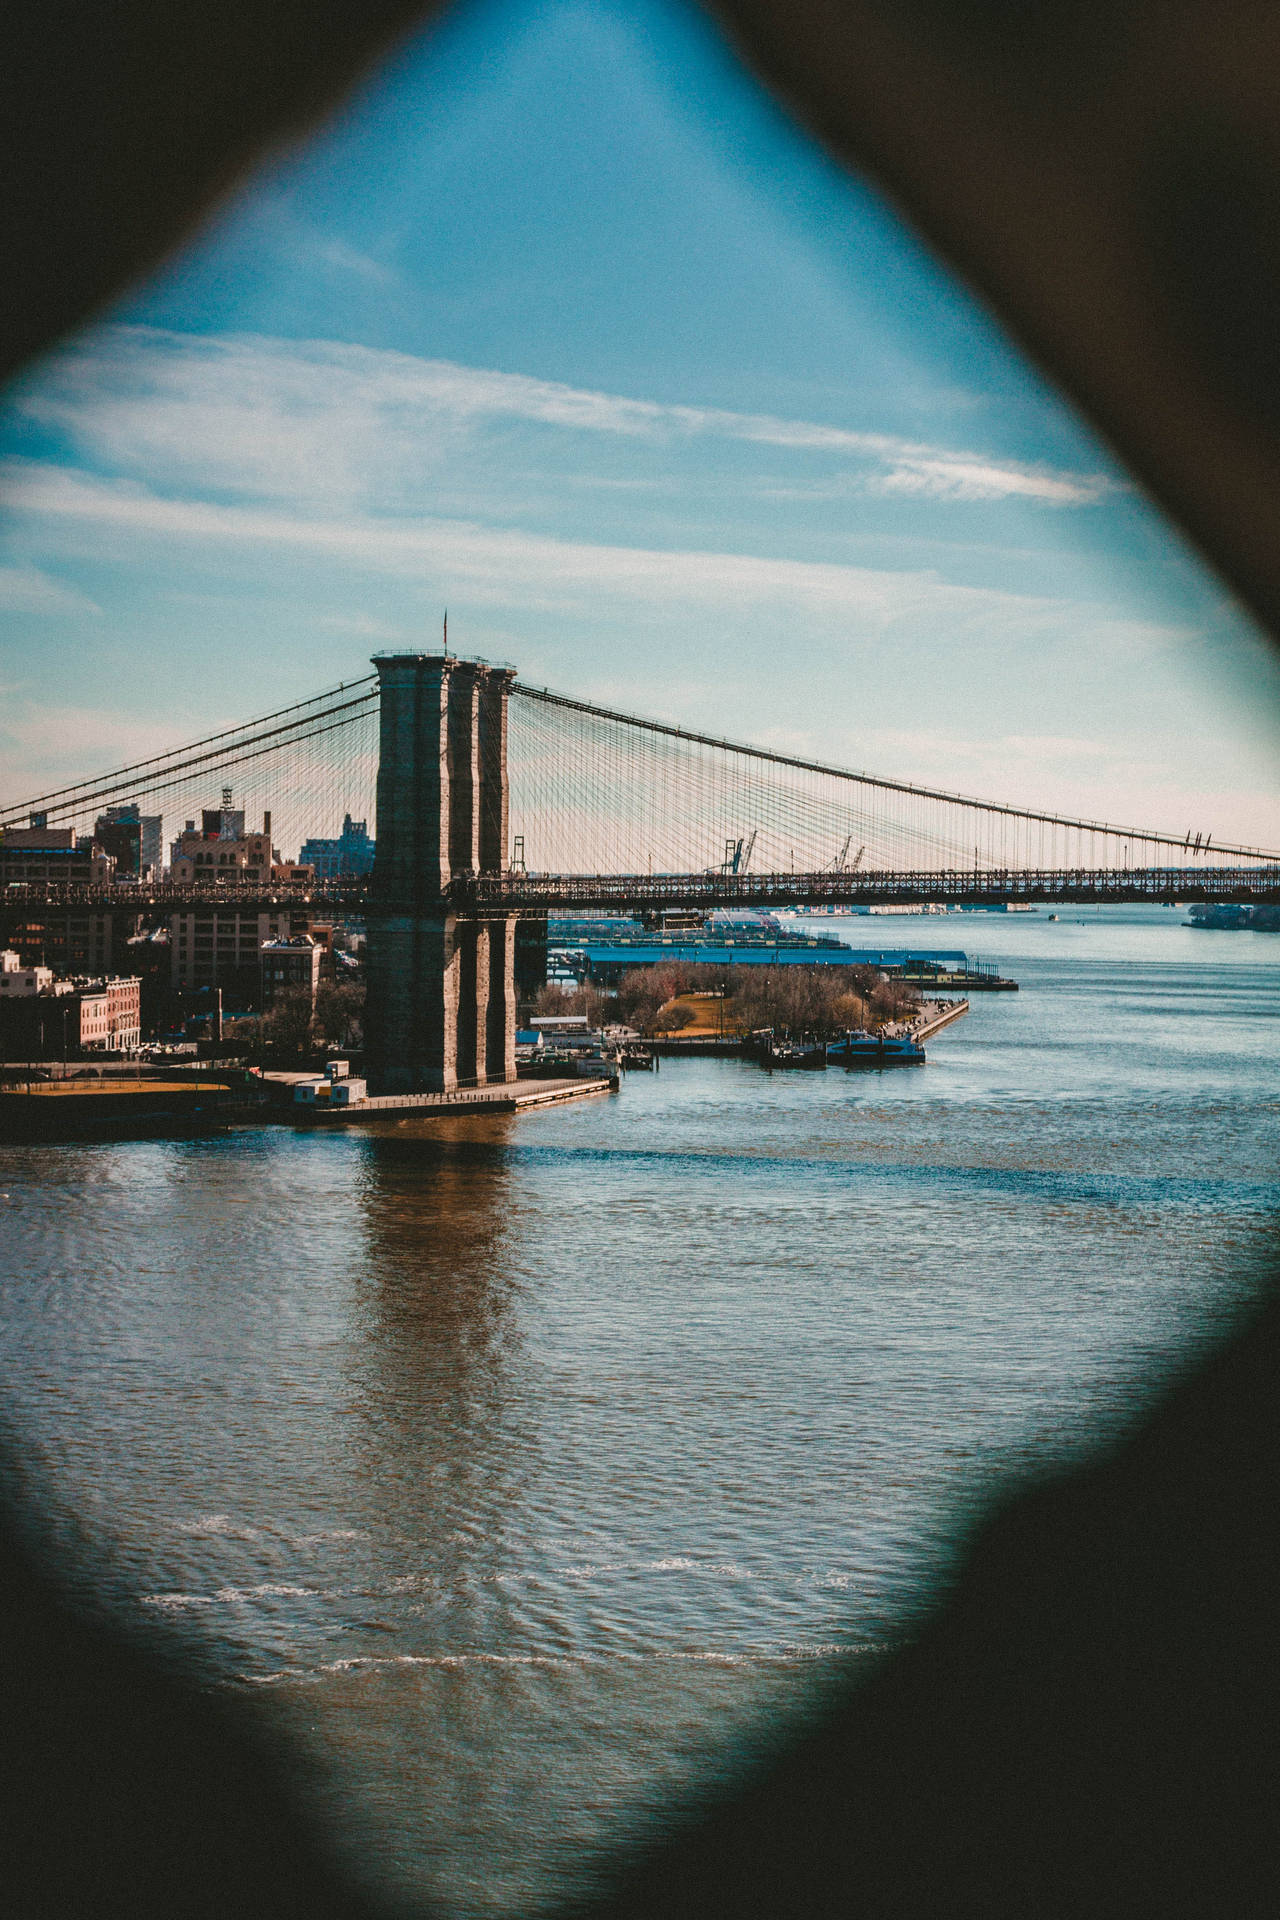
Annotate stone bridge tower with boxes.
[364,654,517,1094]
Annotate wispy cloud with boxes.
[0,697,184,794]
[314,610,409,641]
[2,461,1126,639]
[0,564,100,616]
[310,238,398,287]
[854,722,1279,836]
[11,326,1112,512]
[874,455,1101,505]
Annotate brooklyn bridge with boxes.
[2,652,1276,1091]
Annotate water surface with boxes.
[1,906,1276,1912]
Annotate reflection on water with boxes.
[349,1126,532,1572]
[0,910,1277,1913]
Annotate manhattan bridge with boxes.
[2,653,1276,1091]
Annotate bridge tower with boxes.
[365,653,517,1094]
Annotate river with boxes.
[1,905,1276,1913]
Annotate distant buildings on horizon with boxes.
[300,814,375,879]
[1,795,374,892]
[0,794,372,1020]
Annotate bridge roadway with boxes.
[0,879,374,915]
[465,865,1280,912]
[3,864,1279,920]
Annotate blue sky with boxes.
[1,0,1278,843]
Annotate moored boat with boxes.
[828,1029,925,1068]
[764,1035,827,1070]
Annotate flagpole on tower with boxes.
[443,608,448,656]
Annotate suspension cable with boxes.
[511,681,1278,863]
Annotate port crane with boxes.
[720,830,758,874]
[830,838,866,872]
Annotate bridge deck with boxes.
[3,864,1279,918]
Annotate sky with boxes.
[1,0,1278,844]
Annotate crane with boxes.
[831,838,866,872]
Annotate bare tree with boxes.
[533,981,607,1023]
[315,980,364,1050]
[619,961,915,1039]
[261,986,316,1058]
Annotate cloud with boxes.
[11,325,1112,513]
[314,611,408,640]
[311,238,397,286]
[850,722,1280,842]
[874,454,1103,505]
[0,564,100,616]
[0,700,186,805]
[3,461,1118,640]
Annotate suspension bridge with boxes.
[2,653,1276,1090]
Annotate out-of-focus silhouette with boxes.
[2,2,1278,1912]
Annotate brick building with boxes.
[260,935,322,1010]
[0,825,115,887]
[168,908,317,994]
[0,974,141,1058]
[77,977,142,1051]
[169,806,274,885]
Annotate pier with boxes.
[911,998,970,1040]
[274,1072,614,1123]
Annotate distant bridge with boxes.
[3,653,1277,1088]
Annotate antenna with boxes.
[443,609,449,657]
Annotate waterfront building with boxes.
[299,814,375,879]
[570,940,990,989]
[0,973,141,1057]
[76,977,142,1051]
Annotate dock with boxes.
[649,1036,742,1057]
[279,1074,615,1123]
[911,998,970,1041]
[0,1076,241,1141]
[0,1069,615,1142]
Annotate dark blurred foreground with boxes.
[3,0,1280,1911]
[4,1281,1278,1915]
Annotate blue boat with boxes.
[828,1030,925,1068]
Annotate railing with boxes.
[0,879,374,911]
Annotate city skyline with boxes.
[1,0,1278,845]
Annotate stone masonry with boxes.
[364,654,517,1094]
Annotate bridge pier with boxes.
[365,653,517,1095]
